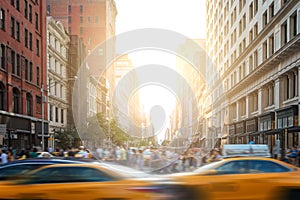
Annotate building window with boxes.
[87,16,91,23]
[95,16,98,23]
[249,2,253,21]
[55,107,59,122]
[13,87,20,113]
[36,95,41,113]
[68,5,71,13]
[29,32,32,50]
[281,21,288,46]
[16,21,20,41]
[16,0,20,11]
[0,44,5,69]
[16,54,20,76]
[254,50,258,68]
[26,93,32,115]
[80,5,83,13]
[254,0,258,15]
[263,40,267,61]
[263,10,267,28]
[249,55,253,72]
[36,39,40,56]
[11,0,15,7]
[61,109,64,123]
[24,28,28,48]
[11,50,15,74]
[290,11,298,39]
[49,104,53,121]
[29,62,32,82]
[68,16,71,23]
[47,5,50,14]
[254,23,258,39]
[24,0,28,19]
[285,75,290,100]
[269,34,274,56]
[35,13,38,30]
[80,16,83,23]
[36,66,40,85]
[29,4,32,22]
[0,82,5,110]
[0,9,5,31]
[80,27,83,34]
[269,2,274,21]
[25,59,28,80]
[68,27,71,34]
[10,17,15,38]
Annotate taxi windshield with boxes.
[193,160,225,173]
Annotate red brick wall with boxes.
[0,0,47,120]
[47,0,106,53]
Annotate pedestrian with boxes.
[7,149,14,162]
[0,149,8,164]
[28,148,38,158]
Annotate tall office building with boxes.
[0,0,47,149]
[206,0,300,155]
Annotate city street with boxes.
[1,0,300,199]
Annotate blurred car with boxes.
[0,163,192,200]
[0,159,86,181]
[167,156,300,200]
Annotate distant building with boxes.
[46,16,70,148]
[175,39,207,147]
[47,0,117,122]
[0,0,47,149]
[113,54,145,138]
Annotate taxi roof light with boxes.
[222,144,271,158]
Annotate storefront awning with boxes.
[250,131,262,136]
[287,126,300,133]
[265,128,284,135]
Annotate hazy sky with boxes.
[115,0,206,39]
[114,0,206,143]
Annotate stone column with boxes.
[245,95,249,118]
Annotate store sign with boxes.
[31,122,35,134]
[0,124,6,135]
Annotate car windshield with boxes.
[193,160,225,173]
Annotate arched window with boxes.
[0,82,5,110]
[26,93,32,116]
[13,88,20,113]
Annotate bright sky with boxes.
[114,0,206,143]
[115,0,206,39]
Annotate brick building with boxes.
[0,0,47,149]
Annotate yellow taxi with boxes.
[167,145,300,200]
[0,163,189,200]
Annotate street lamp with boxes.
[41,85,45,151]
